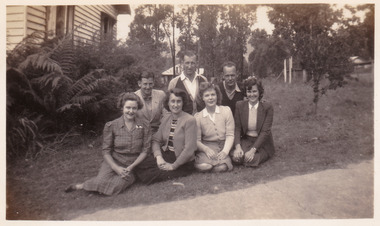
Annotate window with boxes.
[50,6,74,37]
[101,12,115,37]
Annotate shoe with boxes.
[64,184,77,193]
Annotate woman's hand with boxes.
[204,147,217,160]
[126,165,134,173]
[113,165,130,178]
[233,146,244,161]
[160,163,175,171]
[244,148,256,163]
[217,151,228,160]
[156,155,167,168]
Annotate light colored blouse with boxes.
[247,102,259,137]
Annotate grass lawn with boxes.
[6,78,374,220]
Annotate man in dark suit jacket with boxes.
[217,61,245,116]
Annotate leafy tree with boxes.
[196,5,221,79]
[128,5,170,54]
[218,5,257,79]
[268,4,354,114]
[176,5,198,59]
[248,29,289,78]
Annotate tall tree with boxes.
[268,4,354,114]
[128,5,169,54]
[219,5,257,78]
[248,29,289,78]
[196,5,221,79]
[176,5,198,59]
[160,5,177,76]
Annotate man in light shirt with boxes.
[217,61,245,116]
[168,50,207,115]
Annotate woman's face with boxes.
[123,100,138,121]
[246,84,259,105]
[168,93,183,115]
[202,88,217,108]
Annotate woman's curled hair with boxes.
[117,92,144,110]
[163,88,188,112]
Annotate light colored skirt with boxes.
[195,140,233,170]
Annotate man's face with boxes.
[183,55,197,77]
[138,77,154,97]
[223,66,237,88]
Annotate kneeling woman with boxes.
[194,82,234,172]
[65,93,151,195]
[134,88,197,184]
[232,76,275,166]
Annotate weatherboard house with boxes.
[6,5,130,51]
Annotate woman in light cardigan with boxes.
[135,88,197,184]
[194,82,234,172]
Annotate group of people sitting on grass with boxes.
[65,51,275,196]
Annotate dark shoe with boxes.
[64,184,77,193]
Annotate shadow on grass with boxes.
[6,79,374,220]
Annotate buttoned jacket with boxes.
[234,100,275,157]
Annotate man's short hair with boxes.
[222,61,236,69]
[138,71,154,81]
[181,50,197,62]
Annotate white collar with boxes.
[223,81,241,92]
[180,72,198,81]
[249,102,259,110]
[202,105,220,117]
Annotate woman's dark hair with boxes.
[163,88,188,112]
[243,76,264,101]
[117,92,144,110]
[198,82,222,105]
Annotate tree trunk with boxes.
[172,7,176,77]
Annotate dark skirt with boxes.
[232,136,270,167]
[135,150,195,184]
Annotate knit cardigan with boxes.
[152,111,197,169]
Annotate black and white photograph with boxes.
[2,0,377,225]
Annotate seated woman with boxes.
[134,88,197,184]
[65,93,151,195]
[194,82,234,172]
[232,76,275,167]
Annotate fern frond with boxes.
[66,69,105,99]
[19,53,64,75]
[57,103,81,112]
[71,95,97,105]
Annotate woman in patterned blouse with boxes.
[135,88,197,184]
[65,93,151,195]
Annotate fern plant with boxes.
[7,33,120,159]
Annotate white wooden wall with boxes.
[7,5,119,51]
[73,5,118,44]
